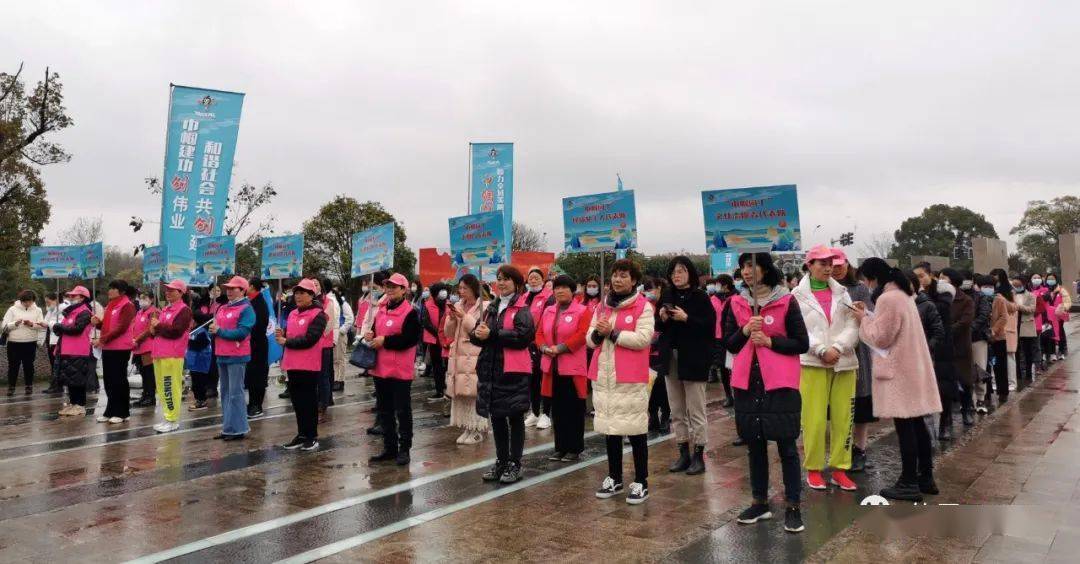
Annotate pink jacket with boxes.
[859,284,942,419]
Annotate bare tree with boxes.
[223,181,278,243]
[512,221,547,252]
[0,63,73,207]
[857,231,896,259]
[59,217,103,245]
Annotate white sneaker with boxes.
[96,415,109,423]
[455,430,468,444]
[1008,384,1017,392]
[524,413,539,427]
[462,431,483,445]
[108,417,124,424]
[536,414,551,430]
[154,421,179,433]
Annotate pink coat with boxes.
[859,284,942,419]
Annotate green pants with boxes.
[800,366,856,471]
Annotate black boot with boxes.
[685,445,706,475]
[366,423,384,436]
[658,415,671,434]
[938,424,952,442]
[668,443,691,472]
[395,450,410,466]
[368,449,397,463]
[961,410,975,426]
[881,480,923,502]
[918,472,939,495]
[850,447,866,473]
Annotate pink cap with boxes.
[222,275,249,292]
[386,273,410,288]
[164,279,188,294]
[292,278,319,294]
[65,285,91,299]
[804,244,837,264]
[830,247,848,266]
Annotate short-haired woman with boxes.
[3,290,45,396]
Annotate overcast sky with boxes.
[5,1,1078,261]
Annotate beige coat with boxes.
[586,293,655,436]
[444,300,488,398]
[2,301,44,343]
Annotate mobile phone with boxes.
[843,303,858,311]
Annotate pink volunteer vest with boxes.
[710,295,729,339]
[587,294,650,384]
[528,289,552,322]
[423,300,442,345]
[282,306,324,372]
[373,299,417,380]
[130,306,158,355]
[215,300,252,357]
[151,301,190,360]
[101,296,134,351]
[540,301,588,376]
[319,295,336,349]
[58,303,93,356]
[729,294,801,392]
[501,294,533,374]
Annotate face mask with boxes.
[529,284,543,293]
[448,294,460,305]
[361,286,369,293]
[645,292,657,302]
[706,284,717,295]
[421,290,430,299]
[636,284,644,294]
[586,287,599,297]
[139,299,151,308]
[1031,277,1043,287]
[734,281,745,291]
[1047,279,1057,287]
[411,286,418,293]
[437,289,448,300]
[960,280,973,291]
[1012,285,1024,293]
[980,287,995,297]
[371,289,384,299]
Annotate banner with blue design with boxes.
[562,190,638,253]
[351,222,395,278]
[710,251,739,276]
[80,242,104,279]
[261,235,304,279]
[142,245,168,285]
[29,246,84,279]
[194,235,236,285]
[158,85,245,284]
[469,143,513,262]
[702,185,801,253]
[449,211,506,267]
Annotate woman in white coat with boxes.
[444,274,490,444]
[790,246,861,493]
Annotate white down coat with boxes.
[790,276,861,371]
[587,292,655,436]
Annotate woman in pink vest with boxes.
[588,259,655,505]
[210,276,256,441]
[422,282,451,401]
[365,273,422,466]
[276,279,328,452]
[473,265,536,484]
[537,274,594,462]
[444,273,490,445]
[524,268,553,429]
[131,290,159,407]
[53,286,96,417]
[149,280,193,433]
[93,280,137,423]
[723,252,809,534]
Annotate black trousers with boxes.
[287,371,319,440]
[137,355,155,399]
[191,370,211,401]
[1018,337,1038,381]
[318,347,334,408]
[246,361,269,411]
[492,412,525,464]
[6,341,36,389]
[748,437,801,504]
[375,377,413,453]
[989,340,1009,401]
[1058,322,1068,355]
[101,350,131,419]
[648,373,671,423]
[606,434,648,486]
[529,352,550,416]
[1040,332,1056,364]
[428,346,446,396]
[69,385,86,406]
[894,416,933,483]
[208,356,220,393]
[551,374,585,454]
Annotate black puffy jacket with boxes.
[472,294,536,419]
[655,286,716,382]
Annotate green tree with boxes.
[892,204,999,270]
[302,196,416,292]
[555,250,646,284]
[0,63,71,302]
[1010,196,1080,272]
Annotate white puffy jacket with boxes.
[790,275,860,371]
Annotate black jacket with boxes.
[246,291,271,385]
[472,294,535,418]
[721,292,809,441]
[967,289,992,342]
[915,292,948,361]
[655,286,716,382]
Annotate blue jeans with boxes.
[218,361,250,436]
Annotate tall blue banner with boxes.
[710,251,739,276]
[449,211,506,267]
[194,235,236,285]
[142,245,168,285]
[159,85,245,284]
[702,185,801,252]
[469,143,513,262]
[261,235,304,279]
[80,242,104,279]
[351,222,395,278]
[29,246,83,279]
[562,190,638,253]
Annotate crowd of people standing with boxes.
[2,248,1074,535]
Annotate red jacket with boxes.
[536,301,593,399]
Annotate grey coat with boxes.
[843,281,874,398]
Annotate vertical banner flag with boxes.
[469,143,513,262]
[29,246,84,279]
[702,185,802,252]
[449,211,507,267]
[710,251,739,276]
[80,242,105,279]
[194,235,236,285]
[261,235,304,279]
[159,85,245,284]
[562,190,638,253]
[351,222,396,278]
[142,245,168,284]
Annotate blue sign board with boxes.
[351,222,395,278]
[449,211,507,267]
[562,190,637,253]
[261,235,304,279]
[702,185,801,252]
[142,245,168,285]
[194,235,236,284]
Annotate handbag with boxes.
[349,342,377,370]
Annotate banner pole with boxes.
[276,279,283,323]
[466,143,471,214]
[599,252,606,304]
[751,251,759,316]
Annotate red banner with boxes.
[418,248,556,288]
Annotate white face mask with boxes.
[529,284,543,293]
[585,287,599,297]
[139,299,151,308]
[437,289,448,300]
[1031,277,1043,287]
[960,280,973,290]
